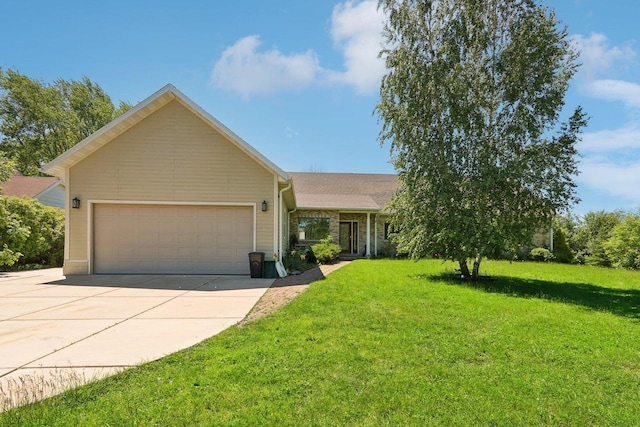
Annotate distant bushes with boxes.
[603,215,640,270]
[0,196,64,270]
[551,210,640,270]
[530,247,554,262]
[552,228,574,264]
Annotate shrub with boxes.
[282,249,309,273]
[311,235,341,265]
[0,196,64,269]
[604,215,640,270]
[305,248,317,264]
[530,247,555,262]
[552,228,574,264]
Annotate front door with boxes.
[339,221,358,254]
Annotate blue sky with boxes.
[3,0,639,215]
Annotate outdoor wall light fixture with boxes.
[72,197,81,209]
[262,200,268,212]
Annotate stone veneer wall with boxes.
[290,210,340,248]
[290,210,395,257]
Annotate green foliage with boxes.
[552,228,574,263]
[576,210,623,267]
[604,215,640,270]
[0,69,132,175]
[0,155,14,184]
[530,247,555,262]
[377,0,585,278]
[0,196,64,269]
[305,248,317,264]
[282,248,309,273]
[311,235,341,264]
[553,212,581,253]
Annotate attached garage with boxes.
[41,84,296,276]
[93,204,254,274]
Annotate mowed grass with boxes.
[3,260,640,426]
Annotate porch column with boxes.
[366,213,371,257]
[374,215,378,257]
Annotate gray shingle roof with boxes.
[288,172,398,211]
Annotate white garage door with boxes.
[93,204,253,274]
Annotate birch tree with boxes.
[377,0,586,278]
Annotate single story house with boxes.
[42,84,395,275]
[288,172,398,258]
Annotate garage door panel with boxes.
[94,204,253,274]
[157,247,177,258]
[198,222,214,233]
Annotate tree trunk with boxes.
[472,256,482,279]
[459,259,471,278]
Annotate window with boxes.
[299,217,330,240]
[384,222,393,240]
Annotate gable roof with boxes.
[41,84,289,182]
[1,170,62,198]
[288,172,398,211]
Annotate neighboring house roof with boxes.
[1,170,62,199]
[288,172,398,211]
[41,84,290,183]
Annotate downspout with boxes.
[278,178,293,262]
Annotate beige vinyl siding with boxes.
[66,99,276,274]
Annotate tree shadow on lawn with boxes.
[424,273,640,320]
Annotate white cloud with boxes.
[582,79,640,109]
[580,124,640,152]
[572,33,639,109]
[210,35,322,97]
[285,126,299,139]
[568,33,640,207]
[210,1,387,97]
[327,0,387,94]
[571,33,635,76]
[579,159,640,203]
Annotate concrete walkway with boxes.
[0,268,272,409]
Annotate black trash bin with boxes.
[248,252,265,278]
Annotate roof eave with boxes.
[297,206,382,212]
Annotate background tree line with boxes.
[0,69,131,269]
[549,210,640,270]
[0,68,131,175]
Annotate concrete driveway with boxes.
[0,268,273,408]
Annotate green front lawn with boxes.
[3,260,640,426]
